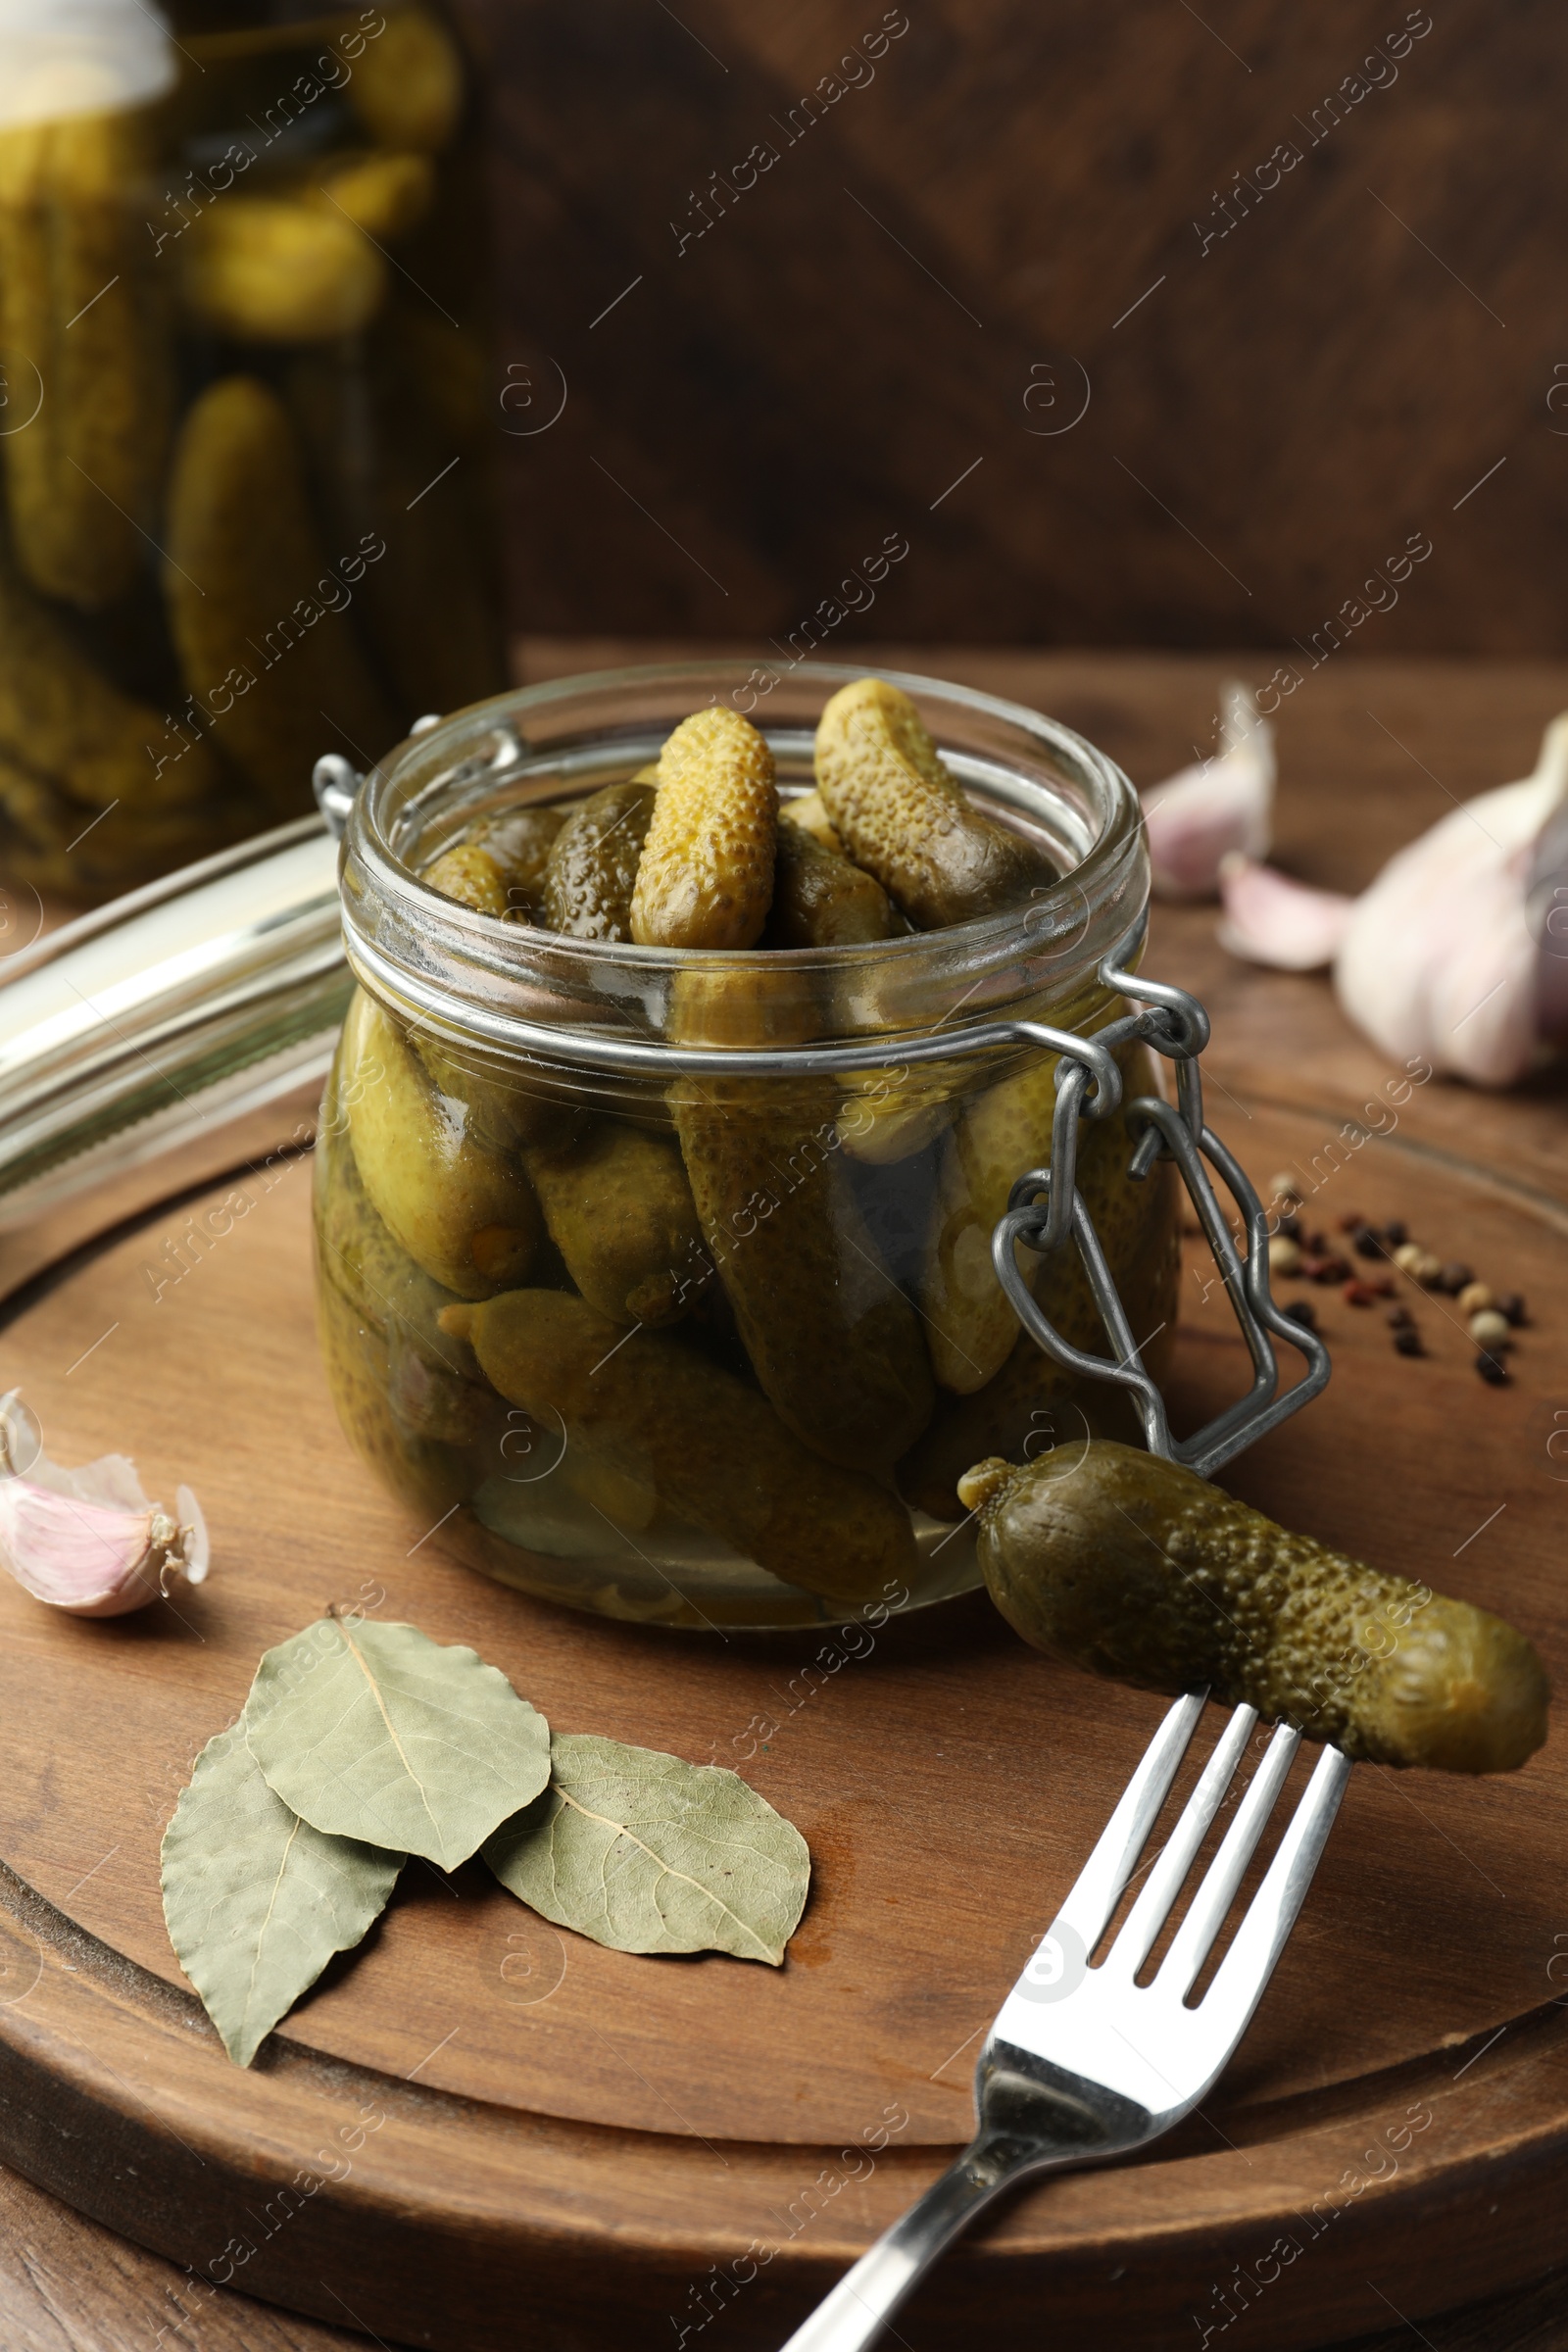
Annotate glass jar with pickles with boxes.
[0,0,506,902]
[317,662,1181,1631]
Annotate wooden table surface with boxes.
[4,641,1567,2352]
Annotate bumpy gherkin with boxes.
[342,990,542,1299]
[473,805,564,920]
[966,1442,1549,1774]
[920,1030,1159,1396]
[315,1061,494,1447]
[901,1074,1180,1521]
[764,817,898,948]
[347,5,466,151]
[814,678,1052,928]
[163,376,395,816]
[0,534,236,894]
[631,706,777,950]
[521,1120,712,1327]
[442,1289,917,1605]
[673,1070,934,1475]
[0,104,172,610]
[544,778,657,939]
[178,197,386,343]
[423,842,509,915]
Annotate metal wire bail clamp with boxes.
[991,914,1331,1481]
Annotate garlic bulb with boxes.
[1142,681,1274,901]
[1217,855,1355,972]
[1334,714,1568,1086]
[0,1392,209,1616]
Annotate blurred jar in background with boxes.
[0,0,507,901]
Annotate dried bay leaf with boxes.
[161,1721,403,2066]
[246,1615,551,1867]
[484,1731,810,1966]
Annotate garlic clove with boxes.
[0,1391,209,1616]
[1142,680,1274,902]
[1334,713,1568,1087]
[1216,854,1355,972]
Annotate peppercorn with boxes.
[1456,1282,1494,1318]
[1268,1235,1302,1278]
[1282,1299,1318,1332]
[1437,1262,1474,1296]
[1336,1210,1367,1233]
[1276,1212,1302,1241]
[1383,1219,1408,1247]
[1469,1309,1512,1350]
[1394,1327,1425,1356]
[1387,1305,1414,1330]
[1310,1255,1352,1285]
[1476,1351,1510,1386]
[1495,1292,1527,1328]
[1353,1226,1388,1259]
[1344,1281,1378,1307]
[1269,1172,1302,1205]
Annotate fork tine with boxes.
[1050,1690,1206,1956]
[1104,1703,1258,1979]
[1158,1719,1300,1997]
[1200,1742,1351,2020]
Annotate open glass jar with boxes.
[317,662,1181,1630]
[0,0,505,901]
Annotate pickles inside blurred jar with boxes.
[0,0,504,900]
[316,666,1173,1630]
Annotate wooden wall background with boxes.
[459,0,1567,656]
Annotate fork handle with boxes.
[776,2133,1041,2352]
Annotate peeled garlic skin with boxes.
[0,1485,165,1615]
[0,1393,209,1616]
[963,1442,1549,1774]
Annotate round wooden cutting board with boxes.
[0,1082,1563,2352]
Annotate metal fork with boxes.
[778,1692,1351,2352]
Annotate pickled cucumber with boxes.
[342,990,541,1298]
[964,1442,1551,1774]
[348,7,465,151]
[764,817,898,949]
[630,708,776,951]
[409,1029,578,1156]
[814,678,1051,928]
[316,1080,493,1446]
[544,778,657,939]
[476,805,564,920]
[0,534,235,892]
[312,152,433,242]
[522,1121,712,1326]
[0,105,172,610]
[179,197,386,341]
[442,1289,918,1604]
[0,537,218,815]
[920,1032,1153,1396]
[837,1070,956,1167]
[163,377,395,815]
[424,842,508,915]
[0,765,237,897]
[901,1117,1180,1520]
[781,789,841,853]
[673,1075,934,1473]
